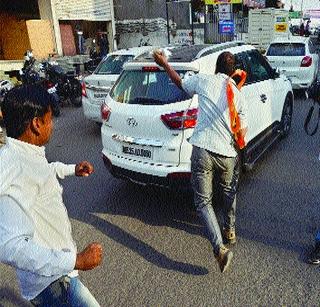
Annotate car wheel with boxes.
[280,95,293,138]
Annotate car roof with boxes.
[133,41,248,63]
[108,46,155,57]
[123,42,255,71]
[270,36,309,44]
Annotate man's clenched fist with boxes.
[75,243,103,271]
[75,161,94,177]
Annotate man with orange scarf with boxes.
[153,51,247,273]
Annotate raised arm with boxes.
[153,51,182,89]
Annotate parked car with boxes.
[82,46,155,123]
[100,42,294,189]
[265,36,319,90]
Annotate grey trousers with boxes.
[191,146,240,253]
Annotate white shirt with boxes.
[0,137,77,300]
[182,73,248,157]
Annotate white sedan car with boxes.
[82,46,155,123]
[266,36,319,89]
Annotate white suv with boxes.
[100,42,294,188]
[82,46,155,123]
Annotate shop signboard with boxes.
[289,11,302,19]
[275,23,288,32]
[205,0,242,4]
[218,3,232,20]
[219,20,234,34]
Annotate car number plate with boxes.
[94,92,108,99]
[122,145,153,159]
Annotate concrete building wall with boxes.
[114,0,195,48]
[114,0,191,28]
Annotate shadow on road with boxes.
[0,288,31,307]
[84,211,208,276]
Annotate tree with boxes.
[265,0,284,8]
[191,0,205,12]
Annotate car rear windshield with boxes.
[95,55,134,75]
[266,43,306,56]
[109,70,191,105]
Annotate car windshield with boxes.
[95,55,134,75]
[266,43,306,56]
[110,70,191,105]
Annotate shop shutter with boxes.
[54,0,112,21]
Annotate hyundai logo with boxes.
[127,117,138,127]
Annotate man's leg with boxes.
[69,277,100,307]
[30,277,70,306]
[30,277,100,307]
[215,155,239,243]
[191,146,223,255]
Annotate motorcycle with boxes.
[41,61,82,108]
[0,79,14,102]
[20,50,41,84]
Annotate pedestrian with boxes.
[0,84,103,306]
[300,22,305,36]
[153,50,248,273]
[99,33,109,58]
[305,20,311,37]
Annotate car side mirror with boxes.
[272,68,280,79]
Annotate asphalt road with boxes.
[1,91,320,306]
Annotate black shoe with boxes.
[308,243,320,265]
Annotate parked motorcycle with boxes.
[41,61,82,108]
[20,50,41,84]
[0,79,14,102]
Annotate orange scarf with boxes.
[226,69,247,150]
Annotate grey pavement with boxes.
[1,93,320,306]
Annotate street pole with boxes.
[300,0,304,24]
[166,0,171,45]
[190,1,194,44]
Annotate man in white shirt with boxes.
[0,84,102,306]
[153,50,247,273]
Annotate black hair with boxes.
[2,84,53,139]
[215,51,235,76]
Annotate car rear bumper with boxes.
[102,152,192,190]
[82,98,102,122]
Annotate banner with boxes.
[275,23,288,32]
[219,21,235,34]
[205,0,242,4]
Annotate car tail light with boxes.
[81,82,87,97]
[142,66,160,72]
[301,56,312,67]
[101,103,111,121]
[161,108,198,130]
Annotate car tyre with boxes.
[280,95,293,138]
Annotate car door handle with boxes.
[260,94,267,103]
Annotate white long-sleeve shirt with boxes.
[0,137,78,300]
